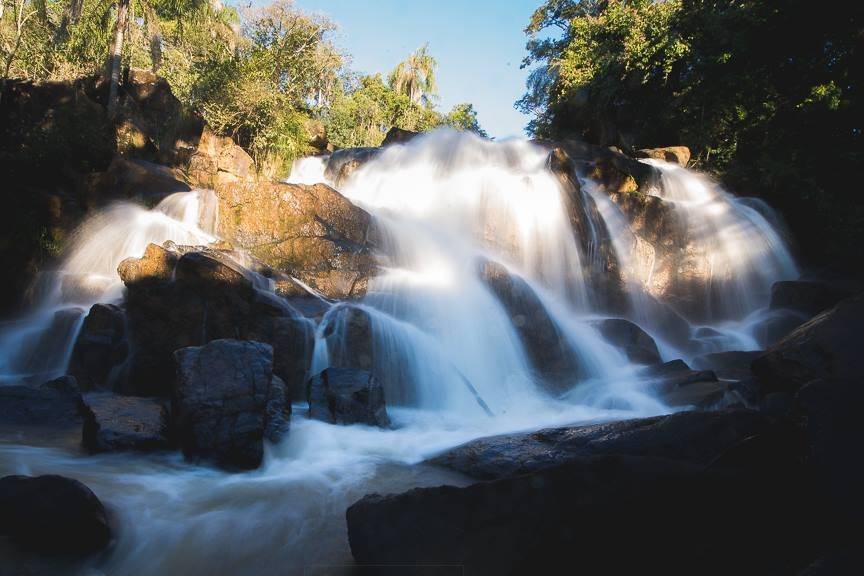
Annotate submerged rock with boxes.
[752,293,863,395]
[480,260,580,394]
[592,318,661,365]
[214,181,375,298]
[81,393,170,453]
[307,368,390,428]
[173,339,288,470]
[0,474,111,556]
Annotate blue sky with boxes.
[292,0,541,138]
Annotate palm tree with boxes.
[388,43,437,106]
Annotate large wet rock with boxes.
[429,409,776,480]
[350,428,813,575]
[93,157,190,206]
[307,368,390,428]
[480,260,580,394]
[382,127,419,146]
[592,318,661,365]
[186,126,255,188]
[271,316,315,401]
[81,393,170,453]
[119,243,300,396]
[693,350,762,381]
[214,181,375,298]
[0,376,83,432]
[324,305,374,371]
[752,293,863,395]
[0,475,111,556]
[68,303,127,391]
[173,339,287,470]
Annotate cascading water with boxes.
[285,155,330,185]
[1,129,802,575]
[0,190,218,384]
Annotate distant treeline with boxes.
[0,0,485,174]
[520,0,862,268]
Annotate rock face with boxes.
[119,243,300,396]
[350,412,813,575]
[214,181,375,298]
[636,146,691,166]
[0,475,111,555]
[68,303,127,391]
[381,127,419,146]
[692,350,762,381]
[173,339,287,470]
[91,157,190,206]
[770,280,851,317]
[429,409,776,480]
[592,318,661,365]
[324,147,380,187]
[81,393,170,453]
[307,368,390,428]
[187,126,255,188]
[480,261,580,394]
[752,293,863,395]
[0,376,83,430]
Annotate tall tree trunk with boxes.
[106,0,129,119]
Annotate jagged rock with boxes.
[592,318,661,365]
[0,475,111,555]
[186,127,254,187]
[68,303,127,391]
[480,260,580,394]
[636,146,691,166]
[382,127,419,146]
[770,280,851,317]
[429,409,776,480]
[119,244,297,396]
[351,417,812,575]
[752,293,863,395]
[214,181,374,299]
[307,368,390,427]
[81,393,170,453]
[0,376,83,433]
[693,350,762,381]
[324,147,380,187]
[173,339,287,470]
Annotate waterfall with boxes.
[0,190,218,385]
[284,155,330,185]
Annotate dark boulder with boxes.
[480,260,579,394]
[0,475,111,556]
[349,445,813,575]
[81,393,170,453]
[68,303,127,391]
[429,409,777,480]
[91,157,190,206]
[752,293,863,395]
[307,368,390,428]
[272,316,315,401]
[592,318,661,365]
[173,339,287,470]
[324,305,374,371]
[0,376,83,433]
[639,359,726,407]
[382,127,419,146]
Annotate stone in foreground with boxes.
[0,475,111,555]
[174,339,288,470]
[307,368,390,428]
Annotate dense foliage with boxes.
[521,0,863,266]
[1,0,486,171]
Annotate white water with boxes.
[0,190,218,384]
[1,130,800,574]
[284,155,329,185]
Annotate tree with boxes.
[388,43,437,106]
[443,103,486,136]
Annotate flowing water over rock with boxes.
[0,130,801,574]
